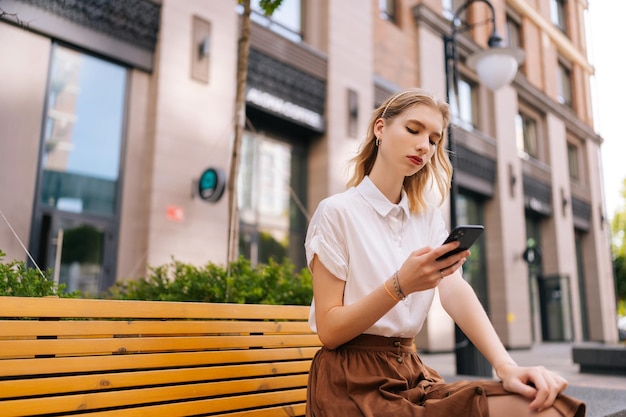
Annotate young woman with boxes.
[304,88,585,417]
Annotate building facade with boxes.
[0,0,618,347]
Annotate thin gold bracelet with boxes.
[393,270,406,299]
[384,280,400,302]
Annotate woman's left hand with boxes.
[496,364,568,412]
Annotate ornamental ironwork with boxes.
[247,48,326,116]
[15,0,160,51]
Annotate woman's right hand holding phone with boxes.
[396,242,469,295]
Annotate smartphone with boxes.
[435,225,484,261]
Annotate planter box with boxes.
[572,343,626,375]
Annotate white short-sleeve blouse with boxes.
[305,176,449,338]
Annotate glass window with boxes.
[238,131,307,268]
[557,61,573,107]
[456,193,488,310]
[574,229,589,340]
[379,0,398,24]
[250,0,302,42]
[442,0,465,20]
[455,78,478,130]
[505,15,526,75]
[41,45,127,216]
[515,112,539,159]
[506,15,522,49]
[550,0,567,33]
[567,143,580,180]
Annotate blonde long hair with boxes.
[347,88,453,213]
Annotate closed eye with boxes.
[407,127,418,134]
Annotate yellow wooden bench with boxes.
[0,296,321,416]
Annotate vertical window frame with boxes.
[454,76,479,131]
[442,0,465,21]
[379,0,398,24]
[550,0,567,34]
[567,142,579,181]
[515,103,545,162]
[557,58,573,108]
[506,10,525,74]
[247,0,303,42]
[567,134,585,183]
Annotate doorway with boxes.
[29,43,127,295]
[41,212,115,294]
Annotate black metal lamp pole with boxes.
[443,0,524,377]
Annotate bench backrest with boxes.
[0,296,321,416]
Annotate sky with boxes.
[587,2,626,221]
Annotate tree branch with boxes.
[0,7,28,27]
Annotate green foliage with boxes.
[611,178,626,302]
[244,0,284,15]
[0,250,79,297]
[614,255,626,302]
[106,256,312,306]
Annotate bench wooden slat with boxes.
[0,347,320,377]
[1,375,308,416]
[0,319,313,337]
[0,297,319,416]
[75,393,307,417]
[0,296,310,320]
[0,360,311,398]
[0,334,321,357]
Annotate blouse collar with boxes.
[356,176,410,218]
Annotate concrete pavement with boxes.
[419,343,626,417]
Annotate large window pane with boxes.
[557,61,572,107]
[567,143,580,180]
[41,45,126,216]
[550,0,567,33]
[379,0,398,24]
[506,16,522,49]
[250,0,302,42]
[442,0,465,20]
[515,112,539,159]
[238,132,307,268]
[455,78,477,131]
[457,193,488,310]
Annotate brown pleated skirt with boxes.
[306,334,585,417]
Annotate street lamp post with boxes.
[443,0,525,376]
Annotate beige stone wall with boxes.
[373,0,419,88]
[323,0,374,197]
[142,0,238,268]
[116,70,152,281]
[487,87,532,348]
[543,113,578,340]
[0,24,49,263]
[583,140,619,342]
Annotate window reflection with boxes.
[557,61,572,107]
[442,0,465,20]
[456,78,477,131]
[238,132,307,267]
[457,193,488,310]
[550,0,567,33]
[250,0,302,42]
[41,45,126,216]
[379,0,398,23]
[515,112,539,159]
[567,143,580,180]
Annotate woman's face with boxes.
[374,104,444,178]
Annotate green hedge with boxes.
[106,256,313,306]
[0,250,78,297]
[0,249,313,305]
